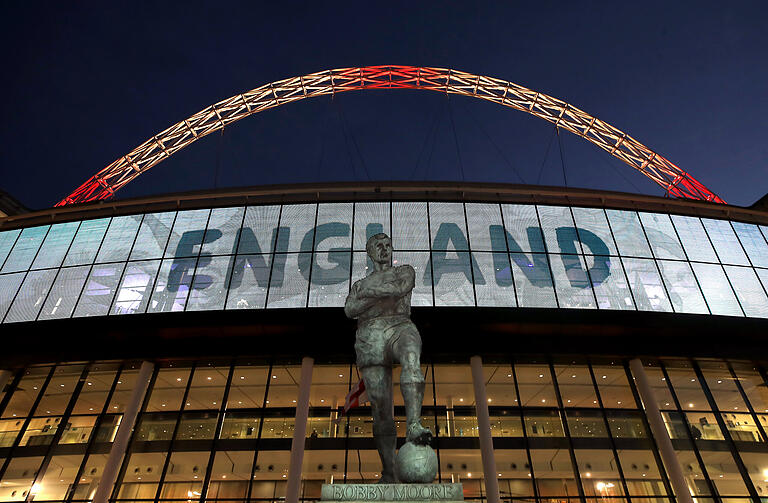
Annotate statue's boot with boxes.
[402,382,433,445]
[374,431,398,483]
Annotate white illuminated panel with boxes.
[0,200,765,321]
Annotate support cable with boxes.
[536,126,558,185]
[556,127,568,187]
[460,100,527,184]
[409,104,442,180]
[336,99,372,181]
[447,97,466,181]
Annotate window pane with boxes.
[589,255,635,310]
[147,367,190,412]
[607,209,652,257]
[353,202,390,251]
[516,364,557,406]
[71,363,119,415]
[525,410,564,436]
[308,204,353,307]
[466,203,502,251]
[266,253,309,308]
[639,212,686,260]
[657,260,709,314]
[555,364,598,407]
[225,254,271,310]
[148,258,196,312]
[622,258,672,312]
[431,251,476,306]
[0,272,28,321]
[38,266,91,320]
[671,215,717,262]
[201,206,244,255]
[73,263,126,317]
[391,251,431,306]
[530,448,578,496]
[593,365,635,408]
[95,215,141,263]
[665,365,710,411]
[238,205,281,254]
[724,265,768,318]
[116,452,167,500]
[701,218,749,266]
[63,218,110,266]
[429,202,468,251]
[536,205,575,253]
[575,449,624,497]
[186,255,234,311]
[164,209,211,258]
[276,203,316,253]
[697,449,749,496]
[36,365,85,416]
[392,202,429,250]
[206,451,252,500]
[129,211,175,260]
[474,252,516,307]
[572,207,618,256]
[566,410,608,437]
[732,221,768,268]
[731,365,768,412]
[0,229,21,266]
[549,254,596,308]
[616,449,665,496]
[0,456,44,499]
[606,410,647,437]
[691,262,742,316]
[30,221,79,270]
[501,204,545,253]
[511,252,556,308]
[227,365,269,409]
[2,367,49,418]
[111,260,161,315]
[1,225,49,273]
[176,411,218,439]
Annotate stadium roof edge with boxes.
[2,181,767,231]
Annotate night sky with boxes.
[2,1,766,210]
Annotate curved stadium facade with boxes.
[0,182,767,503]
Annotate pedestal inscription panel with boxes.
[321,483,463,502]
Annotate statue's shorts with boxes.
[355,315,422,370]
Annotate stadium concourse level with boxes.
[0,358,768,502]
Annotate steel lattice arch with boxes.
[56,65,725,206]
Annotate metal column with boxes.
[286,357,314,503]
[629,358,693,503]
[92,361,154,503]
[470,355,500,503]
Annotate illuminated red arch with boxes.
[56,66,725,206]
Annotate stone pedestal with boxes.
[321,483,463,503]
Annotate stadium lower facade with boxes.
[1,182,767,503]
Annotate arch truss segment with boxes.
[56,66,725,206]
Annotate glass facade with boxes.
[1,202,767,321]
[1,358,767,502]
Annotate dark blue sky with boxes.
[2,1,766,209]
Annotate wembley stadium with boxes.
[0,67,766,503]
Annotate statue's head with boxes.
[366,233,392,265]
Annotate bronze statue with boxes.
[344,233,433,483]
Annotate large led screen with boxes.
[1,202,767,321]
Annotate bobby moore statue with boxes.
[344,233,433,483]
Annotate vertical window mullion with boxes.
[65,362,125,503]
[245,360,273,503]
[461,202,479,307]
[197,362,236,503]
[534,205,560,308]
[0,369,23,418]
[509,358,538,503]
[221,206,249,310]
[0,365,56,482]
[586,360,632,501]
[263,205,285,309]
[25,364,92,503]
[547,360,586,502]
[304,203,320,308]
[658,362,719,501]
[151,363,197,503]
[110,363,161,501]
[691,360,760,500]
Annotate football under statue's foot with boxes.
[406,422,433,445]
